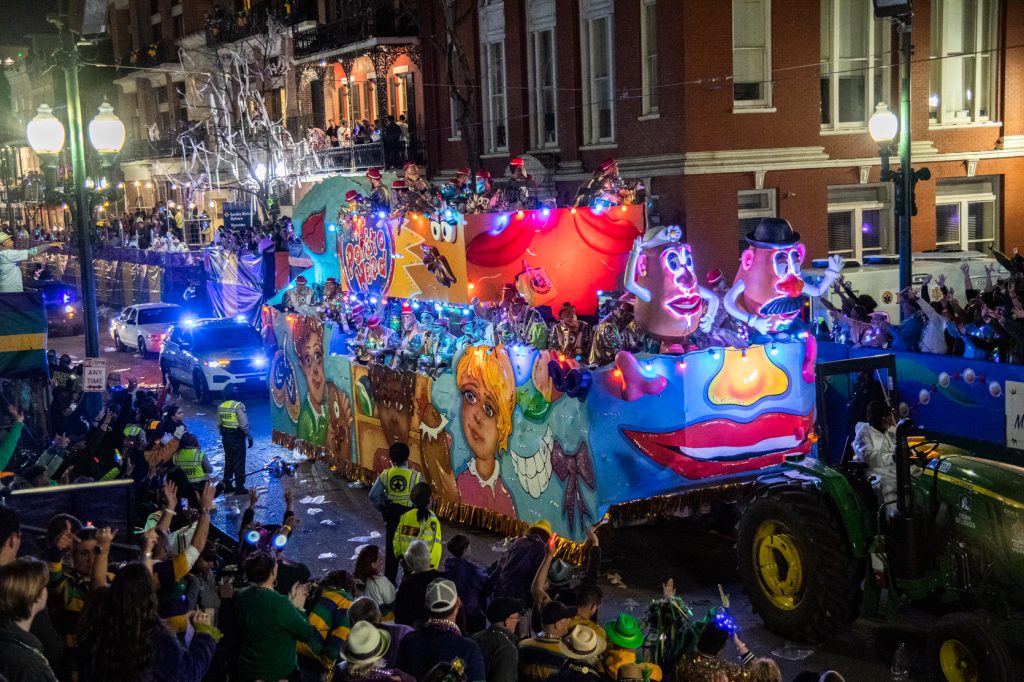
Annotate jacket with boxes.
[0,620,58,682]
[489,533,547,605]
[471,625,519,682]
[852,422,898,502]
[445,555,489,633]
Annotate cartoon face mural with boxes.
[624,226,716,342]
[453,346,518,516]
[368,364,417,446]
[292,315,328,444]
[726,218,843,334]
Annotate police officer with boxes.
[368,442,422,582]
[218,386,253,494]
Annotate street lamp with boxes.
[27,93,126,360]
[87,99,126,155]
[869,101,930,303]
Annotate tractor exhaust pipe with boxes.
[890,418,926,579]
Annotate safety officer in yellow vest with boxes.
[393,482,442,571]
[172,432,213,497]
[369,442,422,582]
[218,385,253,494]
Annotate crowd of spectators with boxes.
[0,369,850,682]
[821,249,1024,364]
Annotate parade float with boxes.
[263,176,827,555]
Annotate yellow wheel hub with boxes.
[939,639,978,682]
[752,520,804,610]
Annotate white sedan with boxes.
[110,303,184,357]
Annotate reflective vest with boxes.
[123,424,143,438]
[381,467,421,508]
[218,400,241,429]
[393,508,442,568]
[173,447,206,483]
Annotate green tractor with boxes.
[736,355,1024,681]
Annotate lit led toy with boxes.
[623,225,718,351]
[725,218,843,336]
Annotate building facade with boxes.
[420,0,1024,276]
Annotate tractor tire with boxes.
[737,490,863,642]
[927,612,1014,682]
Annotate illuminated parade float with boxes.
[264,174,830,553]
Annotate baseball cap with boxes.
[425,578,459,614]
[541,600,576,626]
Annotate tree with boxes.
[169,15,320,222]
[405,0,482,171]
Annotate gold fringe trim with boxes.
[605,481,752,527]
[271,429,588,564]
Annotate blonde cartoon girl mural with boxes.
[454,345,518,516]
[293,315,328,445]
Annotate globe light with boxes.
[26,104,66,155]
[868,102,898,143]
[88,99,126,154]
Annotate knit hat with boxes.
[486,597,522,624]
[560,624,607,661]
[366,167,382,180]
[604,613,645,649]
[425,578,458,614]
[341,621,391,665]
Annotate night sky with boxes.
[0,0,62,46]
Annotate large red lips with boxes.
[622,411,813,480]
[665,293,702,317]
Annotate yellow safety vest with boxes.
[123,424,143,438]
[393,508,442,568]
[218,400,241,428]
[381,467,421,508]
[173,447,207,483]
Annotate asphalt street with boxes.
[48,328,901,680]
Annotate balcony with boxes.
[117,40,177,69]
[121,126,207,163]
[292,3,417,59]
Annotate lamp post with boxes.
[27,92,124,360]
[869,102,930,303]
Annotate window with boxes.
[929,0,997,125]
[827,184,893,261]
[156,86,168,105]
[820,0,889,129]
[174,14,184,39]
[935,177,999,252]
[479,1,508,153]
[581,0,614,143]
[738,189,776,253]
[351,81,363,123]
[527,0,557,147]
[449,95,463,139]
[640,0,658,115]
[732,0,771,106]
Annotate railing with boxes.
[117,40,177,68]
[292,4,417,58]
[121,127,207,163]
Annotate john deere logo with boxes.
[389,476,408,493]
[959,494,972,513]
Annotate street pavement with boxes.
[48,329,902,680]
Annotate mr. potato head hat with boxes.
[746,217,801,249]
[365,167,382,180]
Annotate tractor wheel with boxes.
[737,490,863,642]
[928,612,1014,682]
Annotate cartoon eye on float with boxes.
[429,219,458,244]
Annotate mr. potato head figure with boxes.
[624,225,718,352]
[725,217,843,336]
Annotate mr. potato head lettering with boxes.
[624,225,718,343]
[725,217,843,335]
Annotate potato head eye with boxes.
[773,251,790,278]
[664,249,683,273]
[789,249,802,275]
[442,221,457,243]
[430,221,443,241]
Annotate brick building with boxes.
[419,0,1024,277]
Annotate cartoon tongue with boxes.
[614,351,668,402]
